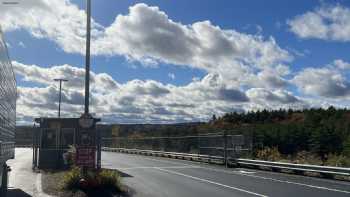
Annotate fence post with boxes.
[197,135,201,162]
[224,130,228,168]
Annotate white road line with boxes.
[196,166,350,194]
[108,152,350,194]
[235,172,350,194]
[147,157,350,194]
[155,167,268,197]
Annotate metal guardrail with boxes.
[102,147,225,163]
[236,159,350,176]
[102,147,350,177]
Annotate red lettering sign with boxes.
[76,147,96,168]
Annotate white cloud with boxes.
[2,2,292,88]
[292,63,350,98]
[13,61,119,93]
[15,62,254,124]
[247,88,300,104]
[288,4,350,41]
[0,0,103,53]
[4,2,324,123]
[333,59,350,70]
[168,73,175,80]
[18,41,25,48]
[96,3,292,74]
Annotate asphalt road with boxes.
[102,151,350,197]
[7,148,48,197]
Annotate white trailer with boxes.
[0,27,16,197]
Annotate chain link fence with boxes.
[102,132,252,160]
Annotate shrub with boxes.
[256,147,282,161]
[325,154,350,167]
[62,167,81,190]
[98,169,122,191]
[61,167,123,193]
[294,151,322,165]
[342,136,350,157]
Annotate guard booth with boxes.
[33,117,100,169]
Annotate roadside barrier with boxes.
[102,147,350,178]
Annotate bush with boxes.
[61,167,123,193]
[294,151,322,165]
[325,154,350,167]
[62,167,81,190]
[98,169,122,191]
[343,136,350,157]
[256,147,282,161]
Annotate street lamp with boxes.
[54,78,68,118]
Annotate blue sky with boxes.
[2,0,350,124]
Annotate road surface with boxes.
[7,148,48,197]
[102,151,350,197]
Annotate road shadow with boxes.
[116,170,133,178]
[7,188,32,197]
[102,168,133,178]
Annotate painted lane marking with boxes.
[239,170,256,174]
[155,167,268,197]
[236,172,350,194]
[108,152,350,194]
[196,166,350,194]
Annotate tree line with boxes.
[211,106,350,162]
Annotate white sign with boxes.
[79,114,94,129]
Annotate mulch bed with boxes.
[41,170,132,197]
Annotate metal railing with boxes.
[102,133,250,166]
[236,159,350,176]
[102,147,350,177]
[102,147,225,164]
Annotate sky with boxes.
[1,0,350,125]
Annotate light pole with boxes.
[2,1,19,5]
[84,0,91,115]
[54,79,68,118]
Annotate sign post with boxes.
[75,0,101,172]
[76,113,97,170]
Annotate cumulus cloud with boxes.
[288,4,350,41]
[247,88,300,104]
[292,63,350,98]
[0,0,103,53]
[3,1,320,123]
[15,62,253,124]
[96,3,292,75]
[3,2,292,87]
[13,61,119,92]
[333,59,350,70]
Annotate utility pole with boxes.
[77,0,101,171]
[54,79,68,118]
[84,0,91,115]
